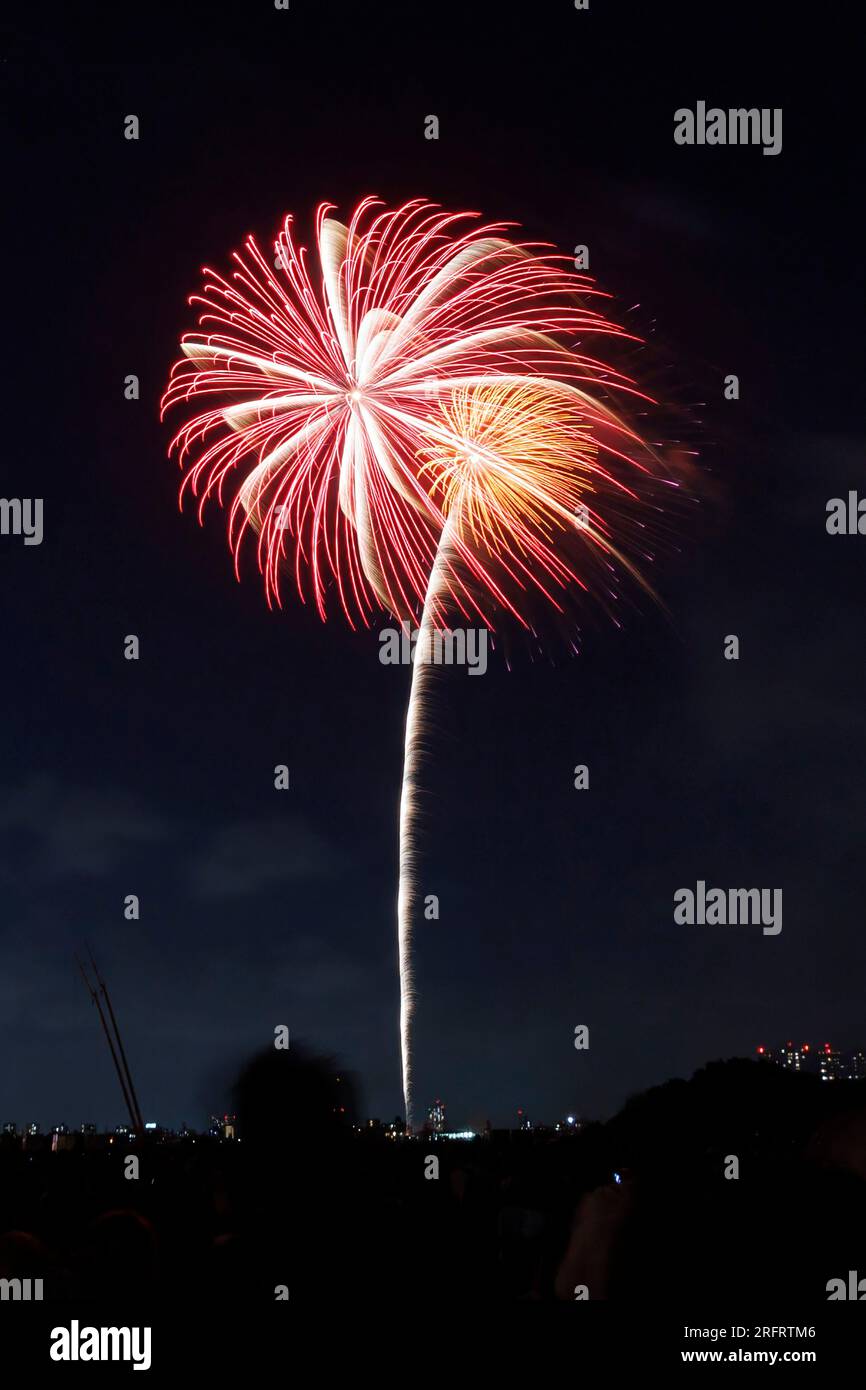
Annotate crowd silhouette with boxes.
[1,1051,865,1302]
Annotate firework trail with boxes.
[396,517,456,1128]
[162,198,671,1131]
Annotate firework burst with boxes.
[161,198,673,1130]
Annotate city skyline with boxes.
[6,1040,866,1136]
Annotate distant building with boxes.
[819,1045,844,1082]
[204,1115,236,1140]
[2,1123,16,1137]
[222,1114,237,1140]
[51,1127,75,1153]
[427,1099,446,1134]
[756,1042,866,1080]
[783,1042,807,1072]
[755,1042,816,1073]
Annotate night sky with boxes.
[3,1,863,1133]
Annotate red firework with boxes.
[160,197,665,630]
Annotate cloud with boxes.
[0,773,171,878]
[188,816,340,897]
[0,776,341,901]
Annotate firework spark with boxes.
[161,198,671,1131]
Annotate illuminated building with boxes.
[755,1042,813,1073]
[782,1042,805,1072]
[819,1044,843,1081]
[427,1099,446,1133]
[207,1115,237,1139]
[757,1042,866,1080]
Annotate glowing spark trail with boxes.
[162,198,671,1132]
[396,517,456,1129]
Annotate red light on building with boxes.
[757,1046,765,1054]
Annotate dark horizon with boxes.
[6,1039,866,1136]
[7,1044,866,1140]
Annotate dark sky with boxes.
[3,1,864,1131]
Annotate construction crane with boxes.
[76,946,144,1133]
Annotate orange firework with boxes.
[416,378,660,621]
